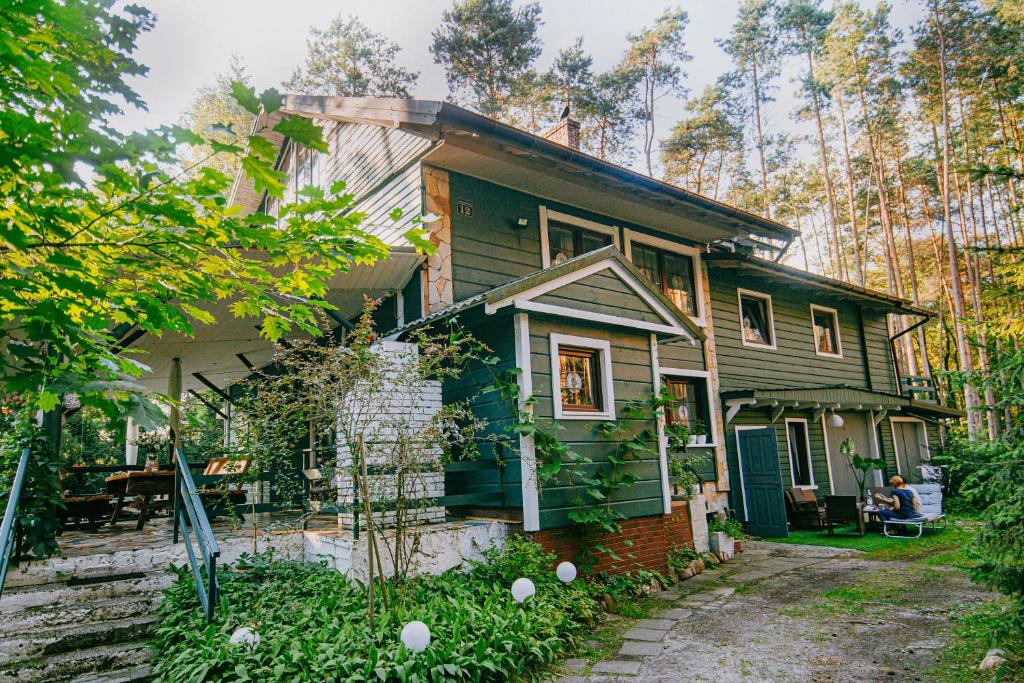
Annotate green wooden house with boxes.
[228,96,959,560]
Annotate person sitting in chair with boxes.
[873,476,924,521]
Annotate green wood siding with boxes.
[725,407,834,521]
[528,317,664,529]
[441,313,520,508]
[533,270,665,324]
[709,269,894,393]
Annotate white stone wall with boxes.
[335,341,446,529]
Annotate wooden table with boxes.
[105,471,176,530]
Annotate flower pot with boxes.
[709,531,735,559]
[695,434,707,446]
[734,541,742,553]
[687,434,698,447]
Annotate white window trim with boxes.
[809,303,843,358]
[737,288,777,351]
[889,416,932,477]
[783,417,816,489]
[539,205,620,268]
[549,333,616,421]
[622,228,706,327]
[734,424,769,522]
[660,367,718,448]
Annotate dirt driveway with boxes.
[563,542,996,682]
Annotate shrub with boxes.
[708,516,748,540]
[151,539,600,682]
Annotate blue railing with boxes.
[0,447,31,600]
[172,447,220,622]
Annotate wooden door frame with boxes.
[889,416,930,477]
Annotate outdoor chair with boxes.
[198,457,250,519]
[882,484,946,539]
[785,488,826,530]
[57,470,114,531]
[824,495,863,536]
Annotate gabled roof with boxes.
[232,96,799,246]
[387,246,705,344]
[705,252,930,316]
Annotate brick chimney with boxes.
[541,116,581,151]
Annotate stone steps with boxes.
[0,567,166,683]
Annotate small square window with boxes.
[811,306,842,356]
[664,377,709,432]
[559,346,602,412]
[738,290,774,349]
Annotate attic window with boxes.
[633,243,697,317]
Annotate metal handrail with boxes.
[172,447,220,622]
[0,447,31,600]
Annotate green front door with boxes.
[738,428,788,538]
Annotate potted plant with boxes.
[841,438,885,507]
[692,420,708,446]
[707,516,735,559]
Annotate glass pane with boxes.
[665,379,701,428]
[740,295,772,346]
[787,422,812,486]
[814,310,837,354]
[633,244,660,287]
[663,252,696,316]
[579,229,611,255]
[559,349,598,409]
[549,225,575,266]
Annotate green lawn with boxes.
[762,519,977,565]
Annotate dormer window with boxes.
[548,222,612,266]
[632,243,697,317]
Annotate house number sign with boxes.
[456,199,473,217]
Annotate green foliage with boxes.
[0,418,63,559]
[430,0,543,119]
[665,544,701,572]
[840,437,884,503]
[179,55,253,178]
[151,539,599,682]
[284,15,419,97]
[0,1,427,424]
[708,516,749,540]
[594,569,667,602]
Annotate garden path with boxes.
[557,540,993,682]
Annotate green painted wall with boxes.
[708,268,897,393]
[527,317,664,529]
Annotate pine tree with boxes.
[179,55,254,178]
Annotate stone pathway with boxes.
[554,542,858,682]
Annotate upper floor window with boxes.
[548,222,612,266]
[540,207,618,268]
[293,145,322,192]
[632,243,697,317]
[810,304,842,357]
[738,289,776,350]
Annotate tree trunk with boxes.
[835,90,865,286]
[751,60,771,218]
[804,41,843,280]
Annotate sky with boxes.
[119,0,927,172]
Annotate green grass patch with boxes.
[925,602,1022,682]
[764,520,977,566]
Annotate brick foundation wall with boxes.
[525,501,694,574]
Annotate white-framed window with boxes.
[549,333,615,420]
[810,304,843,358]
[660,368,717,447]
[737,288,776,350]
[784,417,815,488]
[540,206,619,268]
[623,229,705,325]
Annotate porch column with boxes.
[125,416,139,465]
[168,357,182,452]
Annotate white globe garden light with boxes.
[229,626,260,649]
[828,413,845,428]
[511,577,536,603]
[555,561,577,584]
[401,621,431,653]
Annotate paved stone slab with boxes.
[591,660,643,675]
[657,608,693,620]
[561,658,586,672]
[622,626,668,642]
[619,641,666,656]
[634,618,676,630]
[681,591,718,602]
[654,589,682,600]
[555,676,589,683]
[710,587,736,597]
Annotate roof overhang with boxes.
[124,249,424,394]
[721,386,963,422]
[705,252,929,316]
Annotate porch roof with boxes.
[720,385,964,420]
[123,249,424,395]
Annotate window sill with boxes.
[814,351,843,359]
[557,411,616,421]
[793,484,818,490]
[741,341,777,351]
[684,443,718,449]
